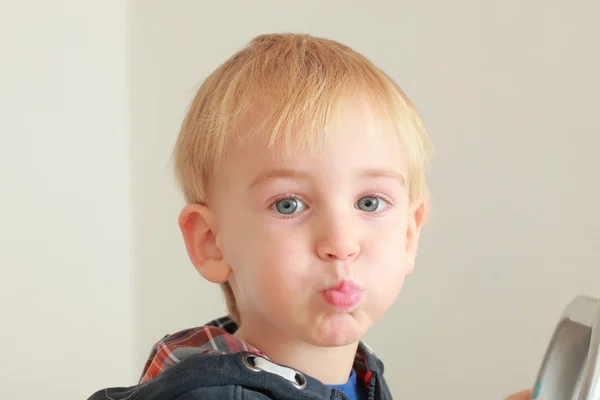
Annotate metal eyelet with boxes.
[293,372,308,390]
[242,352,307,390]
[242,353,261,372]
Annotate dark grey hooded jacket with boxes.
[87,316,394,400]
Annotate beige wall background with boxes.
[2,1,599,399]
[1,1,134,400]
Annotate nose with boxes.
[315,215,361,262]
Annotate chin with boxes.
[307,311,370,347]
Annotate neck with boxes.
[234,322,358,385]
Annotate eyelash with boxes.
[268,192,394,218]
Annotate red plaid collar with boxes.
[139,316,374,387]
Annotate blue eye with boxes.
[272,197,306,215]
[357,196,387,212]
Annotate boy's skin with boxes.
[178,95,534,399]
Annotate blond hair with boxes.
[173,33,433,323]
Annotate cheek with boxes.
[364,218,409,277]
[223,217,312,290]
[241,245,312,311]
[363,226,408,313]
[252,233,311,282]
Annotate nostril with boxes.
[317,239,360,262]
[327,251,357,261]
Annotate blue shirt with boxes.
[328,369,366,400]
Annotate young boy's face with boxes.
[201,97,425,347]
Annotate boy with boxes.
[89,33,532,400]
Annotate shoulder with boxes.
[87,352,328,400]
[87,354,267,400]
[87,383,273,400]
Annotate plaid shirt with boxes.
[139,316,375,389]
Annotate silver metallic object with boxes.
[533,295,600,400]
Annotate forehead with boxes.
[253,96,401,156]
[213,97,408,189]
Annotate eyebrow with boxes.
[248,168,311,189]
[359,169,407,186]
[248,168,406,189]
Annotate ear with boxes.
[405,199,427,274]
[178,204,231,283]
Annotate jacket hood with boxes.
[87,316,392,400]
